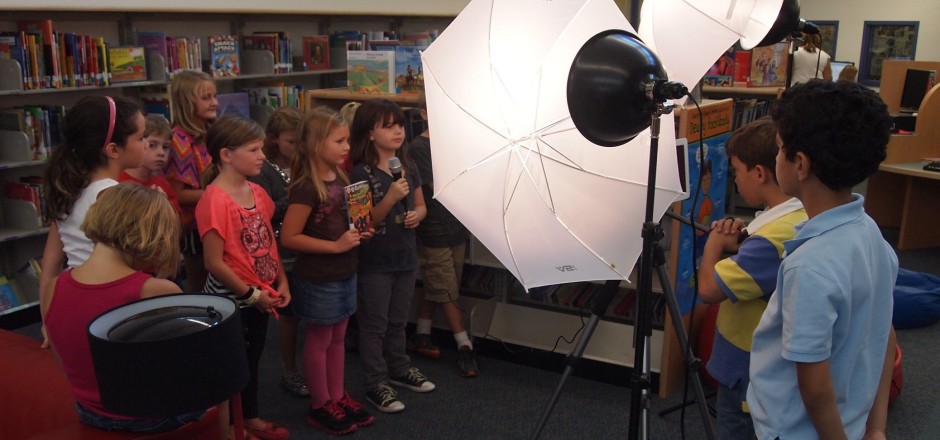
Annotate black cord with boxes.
[672,93,708,440]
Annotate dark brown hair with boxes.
[44,95,143,221]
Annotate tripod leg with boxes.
[654,262,717,440]
[530,280,621,440]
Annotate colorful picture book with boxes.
[749,42,789,87]
[344,180,373,233]
[704,46,735,87]
[208,35,240,77]
[347,50,395,95]
[107,46,147,83]
[0,276,21,312]
[394,45,426,95]
[302,35,330,71]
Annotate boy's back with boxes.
[749,196,896,439]
[747,79,897,440]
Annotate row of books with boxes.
[0,106,65,160]
[0,19,111,89]
[731,98,772,131]
[3,176,47,225]
[137,31,203,81]
[703,42,790,88]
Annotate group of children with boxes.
[35,69,898,440]
[37,70,476,439]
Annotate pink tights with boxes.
[302,318,349,408]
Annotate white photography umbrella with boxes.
[421,0,685,290]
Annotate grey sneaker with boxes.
[389,367,436,392]
[281,373,310,397]
[365,383,405,413]
[457,346,479,378]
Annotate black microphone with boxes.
[388,156,408,213]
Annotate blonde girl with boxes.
[39,95,147,345]
[348,99,430,413]
[195,115,290,440]
[280,106,374,435]
[165,70,217,292]
[43,183,197,433]
[248,106,309,398]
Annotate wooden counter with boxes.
[304,87,419,110]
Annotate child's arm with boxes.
[170,179,204,207]
[697,218,745,303]
[274,259,291,308]
[38,224,65,349]
[280,203,362,253]
[797,360,849,440]
[202,230,281,310]
[863,326,896,440]
[403,181,427,229]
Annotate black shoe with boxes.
[280,373,310,397]
[458,346,479,378]
[389,367,436,392]
[365,383,405,413]
[306,400,358,435]
[338,390,376,427]
[407,333,441,359]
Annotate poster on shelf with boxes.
[673,99,732,314]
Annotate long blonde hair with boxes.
[81,183,180,278]
[201,115,266,186]
[170,70,216,144]
[291,106,349,201]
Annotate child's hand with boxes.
[388,178,410,203]
[360,227,376,241]
[336,228,363,252]
[403,210,421,229]
[709,217,746,235]
[707,217,746,253]
[275,284,291,308]
[255,289,282,310]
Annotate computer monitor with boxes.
[899,68,937,113]
[830,61,854,81]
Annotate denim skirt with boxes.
[289,273,357,325]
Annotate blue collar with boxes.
[783,194,866,255]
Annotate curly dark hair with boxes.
[772,79,892,190]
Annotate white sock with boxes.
[454,331,472,350]
[416,318,433,335]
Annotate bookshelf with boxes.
[0,9,453,328]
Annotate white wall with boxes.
[801,0,940,64]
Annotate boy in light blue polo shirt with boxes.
[748,79,898,440]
